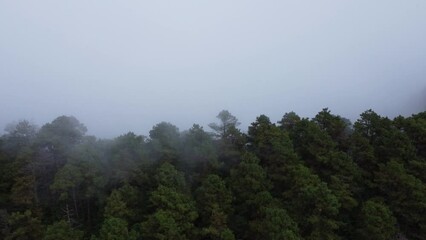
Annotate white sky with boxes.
[1,1,425,138]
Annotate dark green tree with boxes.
[34,116,89,214]
[356,199,397,240]
[248,114,298,192]
[353,110,417,165]
[37,116,87,160]
[141,163,198,239]
[248,191,301,240]
[313,108,352,151]
[229,153,271,205]
[104,189,131,220]
[195,174,234,239]
[394,112,426,158]
[181,124,219,179]
[393,114,426,182]
[51,142,105,227]
[209,110,245,171]
[0,109,425,239]
[153,162,186,191]
[282,165,341,240]
[228,153,272,238]
[98,217,131,240]
[1,121,39,209]
[2,120,37,155]
[5,210,44,240]
[43,220,84,240]
[148,122,180,163]
[282,114,360,224]
[0,140,14,207]
[115,184,145,224]
[108,132,146,185]
[374,160,426,239]
[278,112,301,132]
[209,110,241,140]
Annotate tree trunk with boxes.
[72,187,79,218]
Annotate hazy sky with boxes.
[1,1,425,138]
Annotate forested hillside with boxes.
[0,109,425,240]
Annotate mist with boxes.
[1,1,425,138]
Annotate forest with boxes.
[0,108,425,240]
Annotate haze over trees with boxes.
[0,109,425,239]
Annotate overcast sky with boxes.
[1,1,425,138]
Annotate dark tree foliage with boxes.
[209,110,246,172]
[195,174,234,239]
[180,124,219,185]
[248,115,298,186]
[44,220,84,240]
[312,108,353,151]
[107,132,146,186]
[209,110,240,140]
[141,163,198,239]
[0,109,425,239]
[356,199,397,240]
[228,153,272,237]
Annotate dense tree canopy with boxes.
[0,109,425,239]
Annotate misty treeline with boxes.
[0,109,426,240]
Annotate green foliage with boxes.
[115,183,144,223]
[248,114,298,187]
[181,124,219,176]
[104,189,131,219]
[196,174,234,239]
[229,153,271,201]
[149,122,180,162]
[10,175,36,207]
[150,185,197,219]
[356,200,397,240]
[200,206,235,240]
[281,111,360,237]
[249,206,301,240]
[52,158,104,201]
[283,165,341,240]
[3,120,37,155]
[141,163,198,239]
[354,110,417,164]
[288,117,336,162]
[238,190,302,240]
[196,174,233,218]
[209,110,245,171]
[141,185,198,239]
[313,108,352,151]
[50,150,105,225]
[99,217,130,240]
[154,162,187,191]
[1,110,426,239]
[140,210,184,240]
[228,153,274,237]
[209,110,241,140]
[395,112,426,158]
[278,111,301,132]
[51,163,83,201]
[375,160,426,239]
[145,185,198,233]
[37,116,87,160]
[108,132,146,184]
[0,148,13,206]
[5,210,44,240]
[43,220,84,240]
